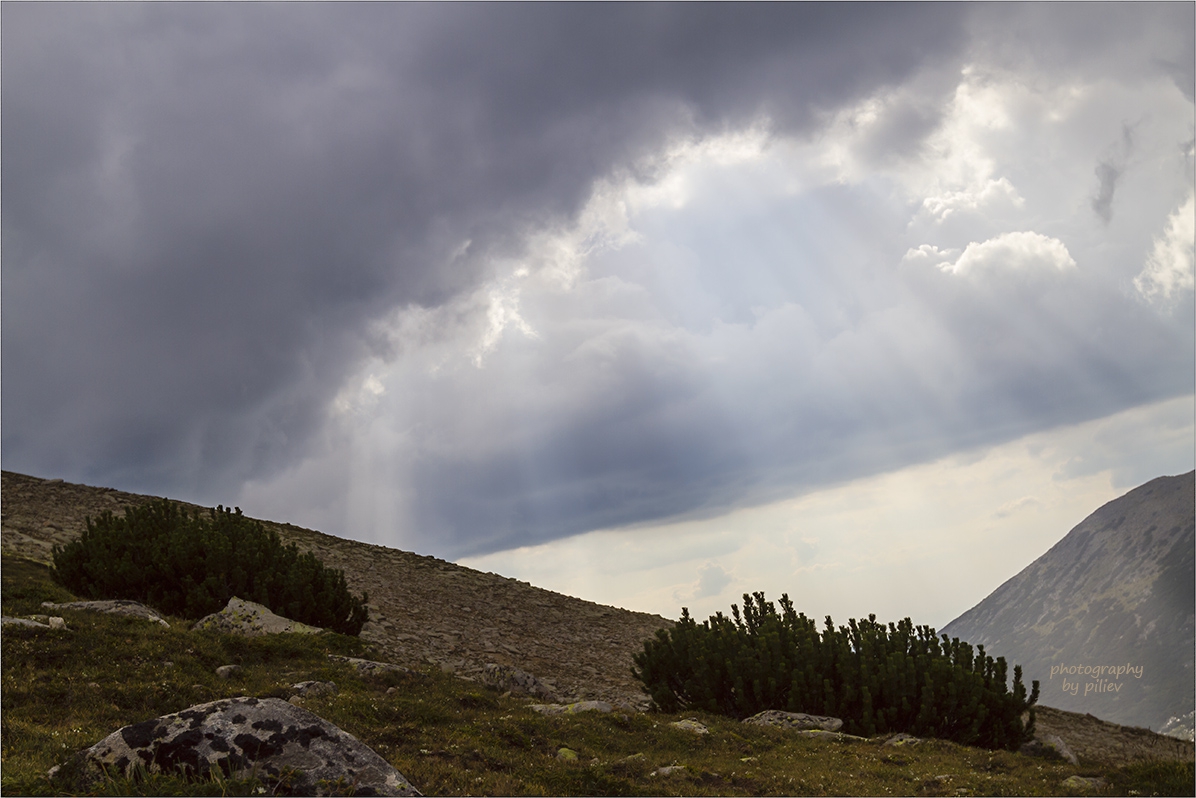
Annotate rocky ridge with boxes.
[0,471,671,709]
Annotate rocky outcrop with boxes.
[192,597,323,637]
[1020,732,1079,765]
[50,696,419,796]
[742,710,844,732]
[329,655,411,677]
[530,700,613,716]
[480,663,558,702]
[41,599,169,627]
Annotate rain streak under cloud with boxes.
[4,4,1193,624]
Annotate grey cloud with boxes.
[2,3,968,499]
[1092,162,1120,225]
[1091,124,1136,225]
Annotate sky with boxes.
[4,4,1194,628]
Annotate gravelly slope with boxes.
[0,470,671,708]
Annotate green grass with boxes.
[3,555,1192,796]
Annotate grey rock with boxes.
[192,597,323,637]
[41,600,169,627]
[670,719,709,735]
[1,616,51,629]
[1020,733,1078,765]
[530,700,613,716]
[742,710,844,732]
[650,765,687,777]
[481,663,558,702]
[292,680,338,699]
[215,665,242,679]
[51,696,419,796]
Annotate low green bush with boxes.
[52,499,369,635]
[632,591,1039,751]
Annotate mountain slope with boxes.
[0,470,672,708]
[941,472,1195,731]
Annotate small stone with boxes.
[650,765,687,777]
[556,747,578,762]
[215,664,242,679]
[48,617,66,630]
[386,686,399,695]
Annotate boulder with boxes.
[41,600,169,627]
[192,597,323,637]
[480,663,557,702]
[49,696,419,796]
[1020,732,1079,765]
[742,710,844,732]
[530,700,613,716]
[215,665,242,679]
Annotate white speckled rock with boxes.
[50,696,419,796]
[192,597,323,637]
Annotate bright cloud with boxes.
[1135,192,1196,304]
[940,231,1077,276]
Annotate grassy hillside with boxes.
[3,555,1192,796]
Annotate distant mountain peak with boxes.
[942,472,1194,730]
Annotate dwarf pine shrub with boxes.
[52,499,369,635]
[632,591,1038,750]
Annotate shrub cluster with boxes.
[52,499,369,635]
[632,591,1038,750]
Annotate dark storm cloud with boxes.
[2,3,968,499]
